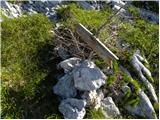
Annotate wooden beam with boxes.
[76,23,119,61]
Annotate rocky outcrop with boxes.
[120,65,157,119]
[59,98,86,119]
[139,8,159,24]
[1,0,61,21]
[1,1,22,18]
[122,86,157,119]
[130,50,158,103]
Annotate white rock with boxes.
[13,4,22,15]
[59,98,86,119]
[101,97,121,118]
[81,90,104,110]
[74,60,106,91]
[113,5,126,13]
[130,50,158,103]
[57,57,81,73]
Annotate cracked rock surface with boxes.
[74,60,106,91]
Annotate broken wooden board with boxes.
[76,23,119,61]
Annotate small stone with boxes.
[59,98,86,119]
[74,60,106,91]
[101,97,121,118]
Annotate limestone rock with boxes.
[81,90,104,110]
[130,50,158,103]
[140,9,159,24]
[57,57,81,73]
[1,1,11,9]
[1,0,60,21]
[101,97,121,118]
[53,72,77,98]
[59,98,86,119]
[124,90,157,119]
[121,85,157,119]
[74,60,106,91]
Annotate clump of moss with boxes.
[95,59,106,69]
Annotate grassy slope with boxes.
[1,14,62,118]
[1,3,159,119]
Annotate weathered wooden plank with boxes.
[76,23,119,61]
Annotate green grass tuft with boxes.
[85,108,106,119]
